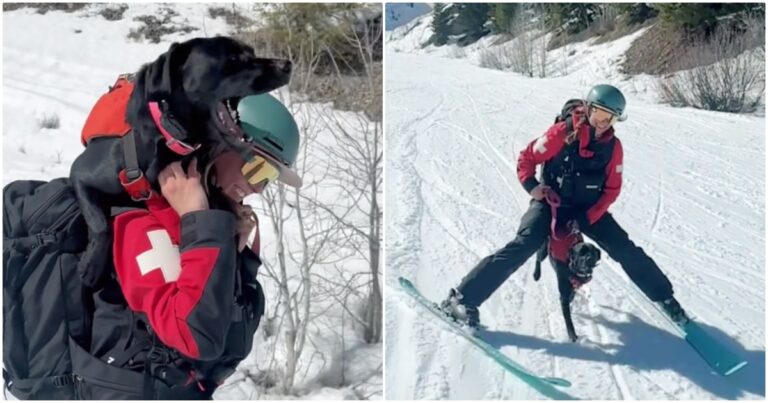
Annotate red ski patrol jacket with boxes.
[517,120,624,225]
[112,194,244,360]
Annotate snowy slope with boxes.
[3,5,381,400]
[385,25,765,401]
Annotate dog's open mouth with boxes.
[223,97,241,125]
[224,98,240,124]
[216,97,243,139]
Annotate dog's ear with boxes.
[143,42,192,101]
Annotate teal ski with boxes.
[681,321,747,376]
[650,304,748,376]
[639,290,748,376]
[398,277,573,394]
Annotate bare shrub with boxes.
[478,46,511,70]
[450,45,467,59]
[510,29,534,77]
[3,3,86,14]
[99,4,127,21]
[38,114,60,129]
[255,14,382,393]
[236,4,382,121]
[657,16,765,113]
[208,5,253,31]
[591,4,619,36]
[128,8,197,43]
[482,6,548,77]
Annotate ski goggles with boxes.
[241,151,280,190]
[211,149,281,202]
[589,105,619,127]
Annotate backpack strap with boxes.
[118,133,153,202]
[140,327,202,398]
[5,372,76,398]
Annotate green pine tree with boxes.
[454,3,490,44]
[489,3,518,34]
[431,3,451,46]
[543,4,598,34]
[614,3,658,25]
[652,3,754,33]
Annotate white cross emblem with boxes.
[136,230,181,283]
[533,135,548,154]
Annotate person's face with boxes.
[210,150,280,203]
[588,105,617,135]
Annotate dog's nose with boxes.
[273,59,292,74]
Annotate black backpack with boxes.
[3,178,90,399]
[3,179,262,400]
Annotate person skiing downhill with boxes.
[84,94,302,399]
[441,84,688,329]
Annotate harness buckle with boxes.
[36,233,57,246]
[118,169,153,202]
[146,346,171,365]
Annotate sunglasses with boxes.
[589,105,618,127]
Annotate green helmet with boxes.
[586,84,626,119]
[237,94,302,187]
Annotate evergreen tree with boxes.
[543,4,598,34]
[431,3,451,46]
[489,3,519,34]
[614,3,659,25]
[454,3,490,44]
[652,3,751,33]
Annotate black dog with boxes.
[70,36,292,286]
[534,236,601,342]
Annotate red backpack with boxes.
[81,75,135,146]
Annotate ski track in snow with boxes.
[385,48,765,400]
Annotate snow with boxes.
[385,15,766,400]
[3,4,381,400]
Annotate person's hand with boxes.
[530,185,551,201]
[159,158,209,216]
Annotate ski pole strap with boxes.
[543,189,562,241]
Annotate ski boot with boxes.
[660,297,690,326]
[440,288,481,330]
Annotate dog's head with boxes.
[133,36,292,159]
[567,242,601,284]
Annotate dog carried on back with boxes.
[70,36,293,287]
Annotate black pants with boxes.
[457,200,674,307]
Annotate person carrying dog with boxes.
[440,84,688,330]
[81,94,302,399]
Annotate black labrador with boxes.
[70,36,292,286]
[534,236,601,342]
